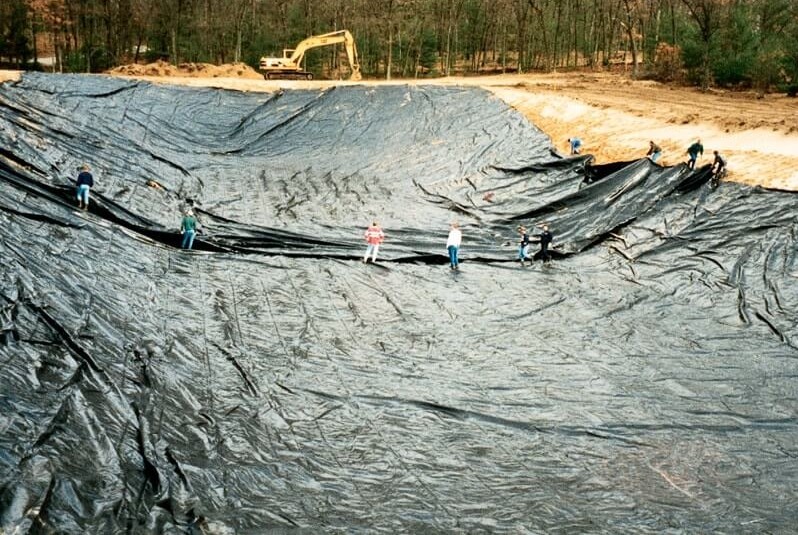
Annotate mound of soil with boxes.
[108,60,262,79]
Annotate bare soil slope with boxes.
[483,73,798,191]
[3,68,797,190]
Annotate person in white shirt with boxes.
[446,222,462,270]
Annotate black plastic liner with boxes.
[1,73,797,533]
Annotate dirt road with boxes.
[3,69,797,190]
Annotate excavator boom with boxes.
[259,30,362,81]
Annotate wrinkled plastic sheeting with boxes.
[1,73,798,533]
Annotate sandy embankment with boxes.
[0,70,20,82]
[3,68,797,191]
[484,74,798,191]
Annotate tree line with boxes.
[1,0,797,92]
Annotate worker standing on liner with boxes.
[76,164,94,210]
[180,210,198,250]
[518,225,530,266]
[363,221,385,263]
[686,139,703,169]
[538,224,553,262]
[710,150,728,187]
[446,222,462,270]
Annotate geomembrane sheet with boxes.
[1,73,797,533]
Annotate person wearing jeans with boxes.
[75,164,94,209]
[686,139,703,169]
[446,222,462,270]
[180,210,198,250]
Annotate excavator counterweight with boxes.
[259,30,362,81]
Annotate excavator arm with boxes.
[343,33,362,81]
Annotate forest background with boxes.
[1,0,798,93]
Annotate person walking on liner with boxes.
[518,225,530,266]
[363,221,385,263]
[446,222,462,270]
[180,210,198,250]
[646,141,663,164]
[75,164,94,209]
[686,139,704,170]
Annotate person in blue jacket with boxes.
[76,164,94,209]
[568,137,583,155]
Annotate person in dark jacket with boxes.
[711,150,727,176]
[538,224,553,262]
[180,210,199,250]
[76,164,94,209]
[686,139,704,169]
[518,225,530,266]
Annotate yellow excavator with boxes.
[259,30,362,81]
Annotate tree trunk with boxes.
[134,34,143,63]
[31,15,38,65]
[554,1,562,69]
[672,2,677,46]
[387,30,393,80]
[622,0,638,78]
[445,4,453,75]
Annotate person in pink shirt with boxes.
[363,221,385,263]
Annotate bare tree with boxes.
[620,0,640,77]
